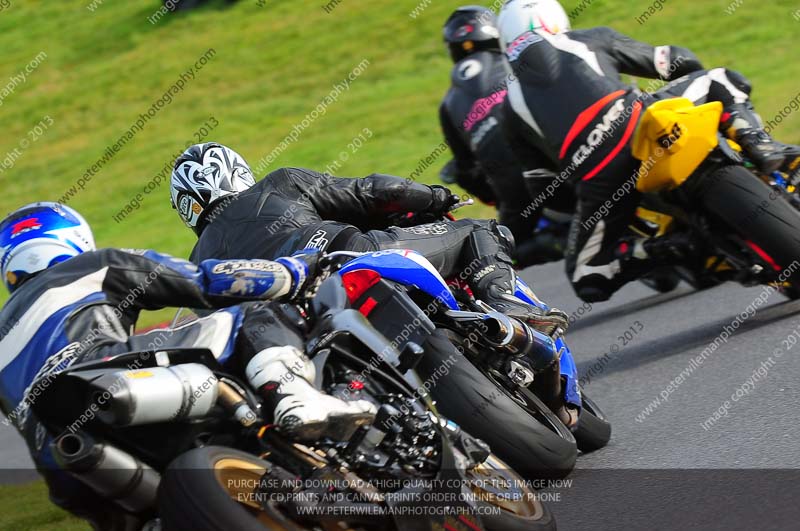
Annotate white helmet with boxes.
[0,202,96,293]
[170,142,256,235]
[498,0,571,49]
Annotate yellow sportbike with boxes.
[628,97,800,297]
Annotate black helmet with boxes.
[443,5,502,63]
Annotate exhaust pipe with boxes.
[90,363,219,427]
[52,431,160,513]
[482,312,557,371]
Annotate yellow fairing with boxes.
[632,98,723,193]
[634,207,674,237]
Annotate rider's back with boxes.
[506,32,638,166]
[0,249,146,436]
[190,169,319,263]
[441,51,525,189]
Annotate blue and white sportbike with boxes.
[326,248,611,479]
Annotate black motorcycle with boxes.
[31,273,552,531]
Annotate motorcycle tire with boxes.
[157,446,305,531]
[468,454,557,531]
[158,446,556,531]
[417,330,577,480]
[573,394,612,453]
[701,165,800,297]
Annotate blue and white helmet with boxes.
[170,142,256,235]
[0,202,96,293]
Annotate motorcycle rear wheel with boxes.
[573,395,612,453]
[157,446,555,531]
[701,165,800,297]
[417,330,577,480]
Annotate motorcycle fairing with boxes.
[339,249,460,310]
[632,98,723,193]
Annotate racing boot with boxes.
[246,346,376,441]
[723,103,800,178]
[469,257,569,336]
[597,234,695,300]
[641,232,697,263]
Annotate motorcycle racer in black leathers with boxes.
[0,202,373,530]
[497,0,800,302]
[439,5,573,267]
[172,142,569,334]
[170,142,581,426]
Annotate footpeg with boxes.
[507,359,534,387]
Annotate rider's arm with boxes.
[591,27,704,81]
[99,248,312,311]
[276,167,453,223]
[440,102,477,178]
[439,103,497,204]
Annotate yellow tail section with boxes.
[632,98,723,193]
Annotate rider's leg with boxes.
[236,302,376,441]
[123,304,377,441]
[567,173,697,304]
[514,176,575,267]
[245,345,375,441]
[656,68,800,176]
[483,159,540,262]
[565,153,654,303]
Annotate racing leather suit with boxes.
[189,168,522,312]
[0,248,312,529]
[440,31,702,265]
[439,50,537,246]
[504,28,760,301]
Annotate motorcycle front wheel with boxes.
[157,446,306,531]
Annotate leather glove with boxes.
[428,185,461,217]
[276,250,322,300]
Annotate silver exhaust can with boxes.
[91,364,219,426]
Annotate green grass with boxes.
[0,481,87,530]
[0,0,799,527]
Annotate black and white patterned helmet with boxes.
[170,143,256,235]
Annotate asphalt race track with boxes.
[520,261,800,530]
[2,260,799,528]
